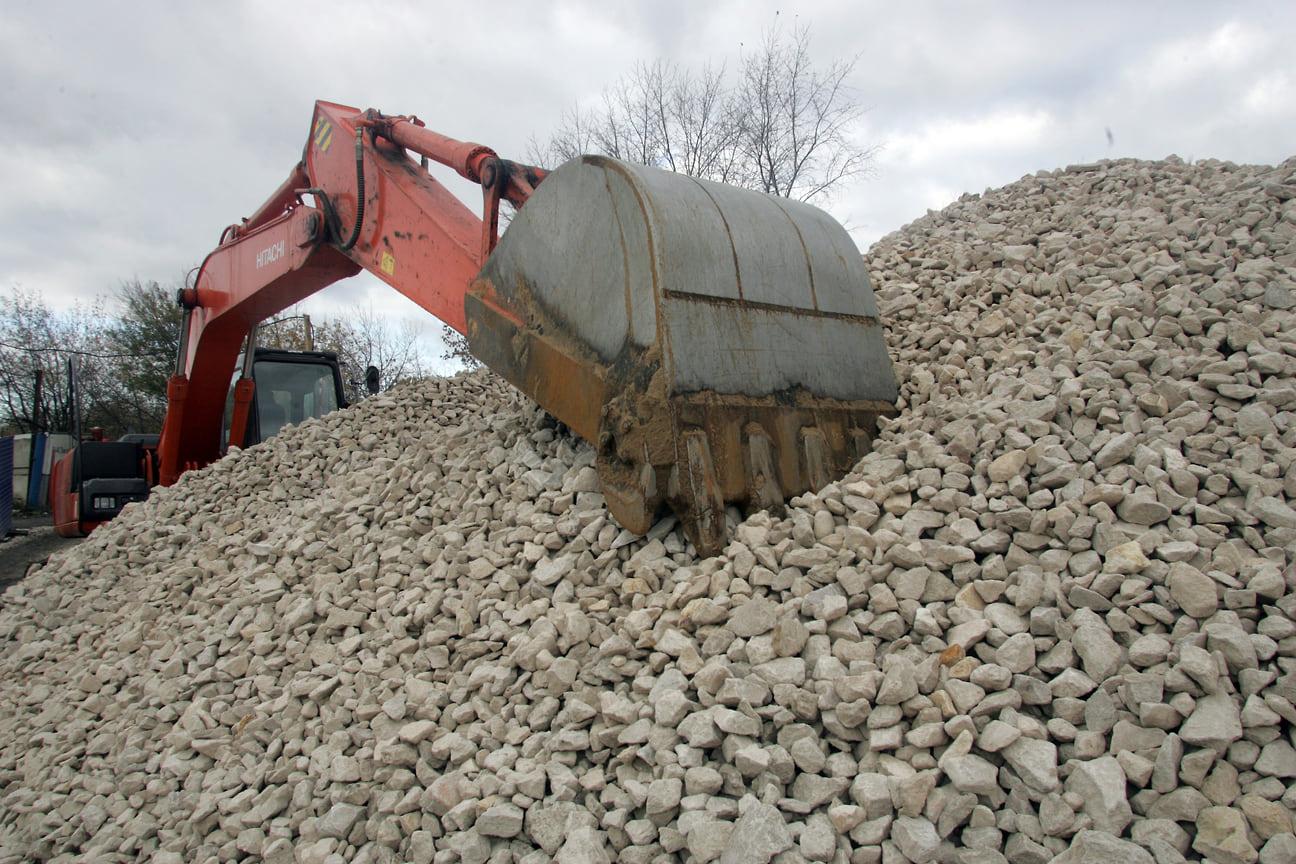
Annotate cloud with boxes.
[1244,71,1292,116]
[1,0,1292,326]
[1128,20,1265,92]
[881,109,1054,166]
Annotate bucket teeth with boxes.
[800,427,831,493]
[639,449,658,501]
[744,424,784,512]
[596,446,659,537]
[674,429,727,556]
[851,428,874,463]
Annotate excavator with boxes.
[54,100,898,555]
[51,345,350,537]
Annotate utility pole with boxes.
[33,367,43,433]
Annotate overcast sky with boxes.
[3,0,1293,365]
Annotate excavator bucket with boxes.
[465,155,898,555]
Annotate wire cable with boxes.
[0,340,171,360]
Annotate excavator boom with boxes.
[157,101,897,554]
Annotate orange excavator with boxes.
[54,101,897,554]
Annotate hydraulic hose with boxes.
[339,125,365,251]
[302,125,364,253]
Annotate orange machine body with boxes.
[155,102,544,487]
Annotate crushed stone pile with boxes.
[2,154,1296,864]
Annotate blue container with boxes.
[1,436,12,537]
[27,433,45,510]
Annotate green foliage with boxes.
[105,280,182,432]
[0,282,179,439]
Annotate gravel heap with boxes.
[2,155,1296,864]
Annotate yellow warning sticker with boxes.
[379,251,396,275]
[314,118,333,153]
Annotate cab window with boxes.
[253,360,340,440]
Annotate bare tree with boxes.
[532,105,601,166]
[531,25,875,203]
[0,287,65,434]
[533,60,742,186]
[310,305,427,403]
[0,288,435,439]
[532,62,667,168]
[439,325,480,372]
[736,25,877,201]
[599,61,667,167]
[0,286,118,436]
[668,62,743,184]
[257,310,317,353]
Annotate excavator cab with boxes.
[223,348,347,449]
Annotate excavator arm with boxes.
[157,100,898,555]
